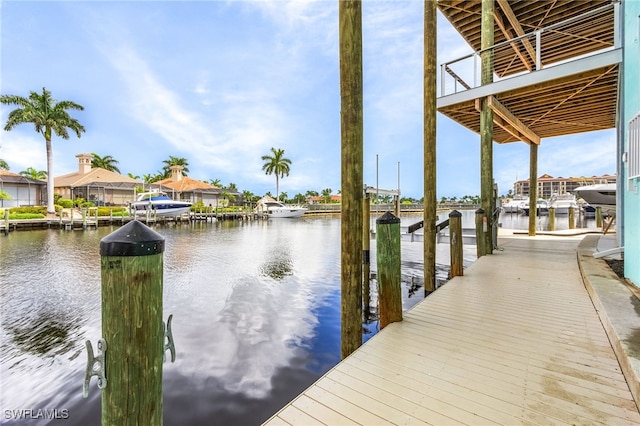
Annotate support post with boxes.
[99,221,166,425]
[362,192,371,320]
[475,208,486,258]
[423,0,438,295]
[339,0,364,359]
[449,210,463,278]
[596,206,603,228]
[528,142,538,236]
[376,211,402,329]
[480,0,494,253]
[3,209,9,236]
[548,207,556,231]
[568,207,575,229]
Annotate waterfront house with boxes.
[54,153,143,206]
[0,169,46,208]
[153,165,232,208]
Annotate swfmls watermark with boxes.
[4,409,69,420]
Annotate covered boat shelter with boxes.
[436,0,621,245]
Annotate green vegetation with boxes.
[1,87,85,214]
[91,153,121,173]
[261,147,291,201]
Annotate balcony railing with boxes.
[439,1,620,97]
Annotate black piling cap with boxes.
[475,208,485,214]
[449,210,462,218]
[376,211,400,225]
[100,220,165,257]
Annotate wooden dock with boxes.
[264,234,640,425]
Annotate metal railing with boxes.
[440,2,620,97]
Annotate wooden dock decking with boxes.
[264,235,640,425]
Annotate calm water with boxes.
[0,214,481,426]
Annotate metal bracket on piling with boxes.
[83,338,107,397]
[163,314,176,363]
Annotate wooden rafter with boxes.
[493,11,533,72]
[496,0,537,67]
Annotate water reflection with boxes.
[0,215,461,425]
[6,310,79,357]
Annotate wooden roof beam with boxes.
[493,10,533,72]
[485,96,540,145]
[496,0,538,66]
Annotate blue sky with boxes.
[0,1,616,199]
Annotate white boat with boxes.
[548,193,578,215]
[520,198,549,216]
[130,190,192,217]
[574,183,616,212]
[502,195,527,213]
[255,196,307,218]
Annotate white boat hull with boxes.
[575,184,616,212]
[265,207,307,218]
[131,204,191,217]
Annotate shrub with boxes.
[58,198,74,208]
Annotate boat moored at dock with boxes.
[129,190,192,217]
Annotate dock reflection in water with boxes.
[0,215,473,425]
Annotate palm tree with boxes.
[127,172,140,180]
[1,87,85,213]
[321,188,332,203]
[208,179,222,188]
[92,153,121,173]
[162,156,189,178]
[261,147,291,201]
[20,167,47,180]
[0,159,9,171]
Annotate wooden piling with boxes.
[376,211,402,329]
[475,208,486,258]
[100,220,166,425]
[480,0,494,254]
[596,206,603,228]
[3,209,8,236]
[549,207,556,231]
[449,210,463,278]
[528,142,538,236]
[339,0,364,359]
[568,207,575,229]
[423,0,438,295]
[363,193,371,320]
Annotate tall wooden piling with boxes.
[362,192,371,319]
[479,0,494,254]
[376,211,402,329]
[449,210,463,278]
[528,142,538,236]
[475,208,486,258]
[339,0,364,359]
[549,207,556,231]
[596,206,603,228]
[423,0,438,295]
[100,220,166,425]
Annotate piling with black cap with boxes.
[376,211,402,328]
[549,207,556,231]
[100,220,165,425]
[449,210,463,278]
